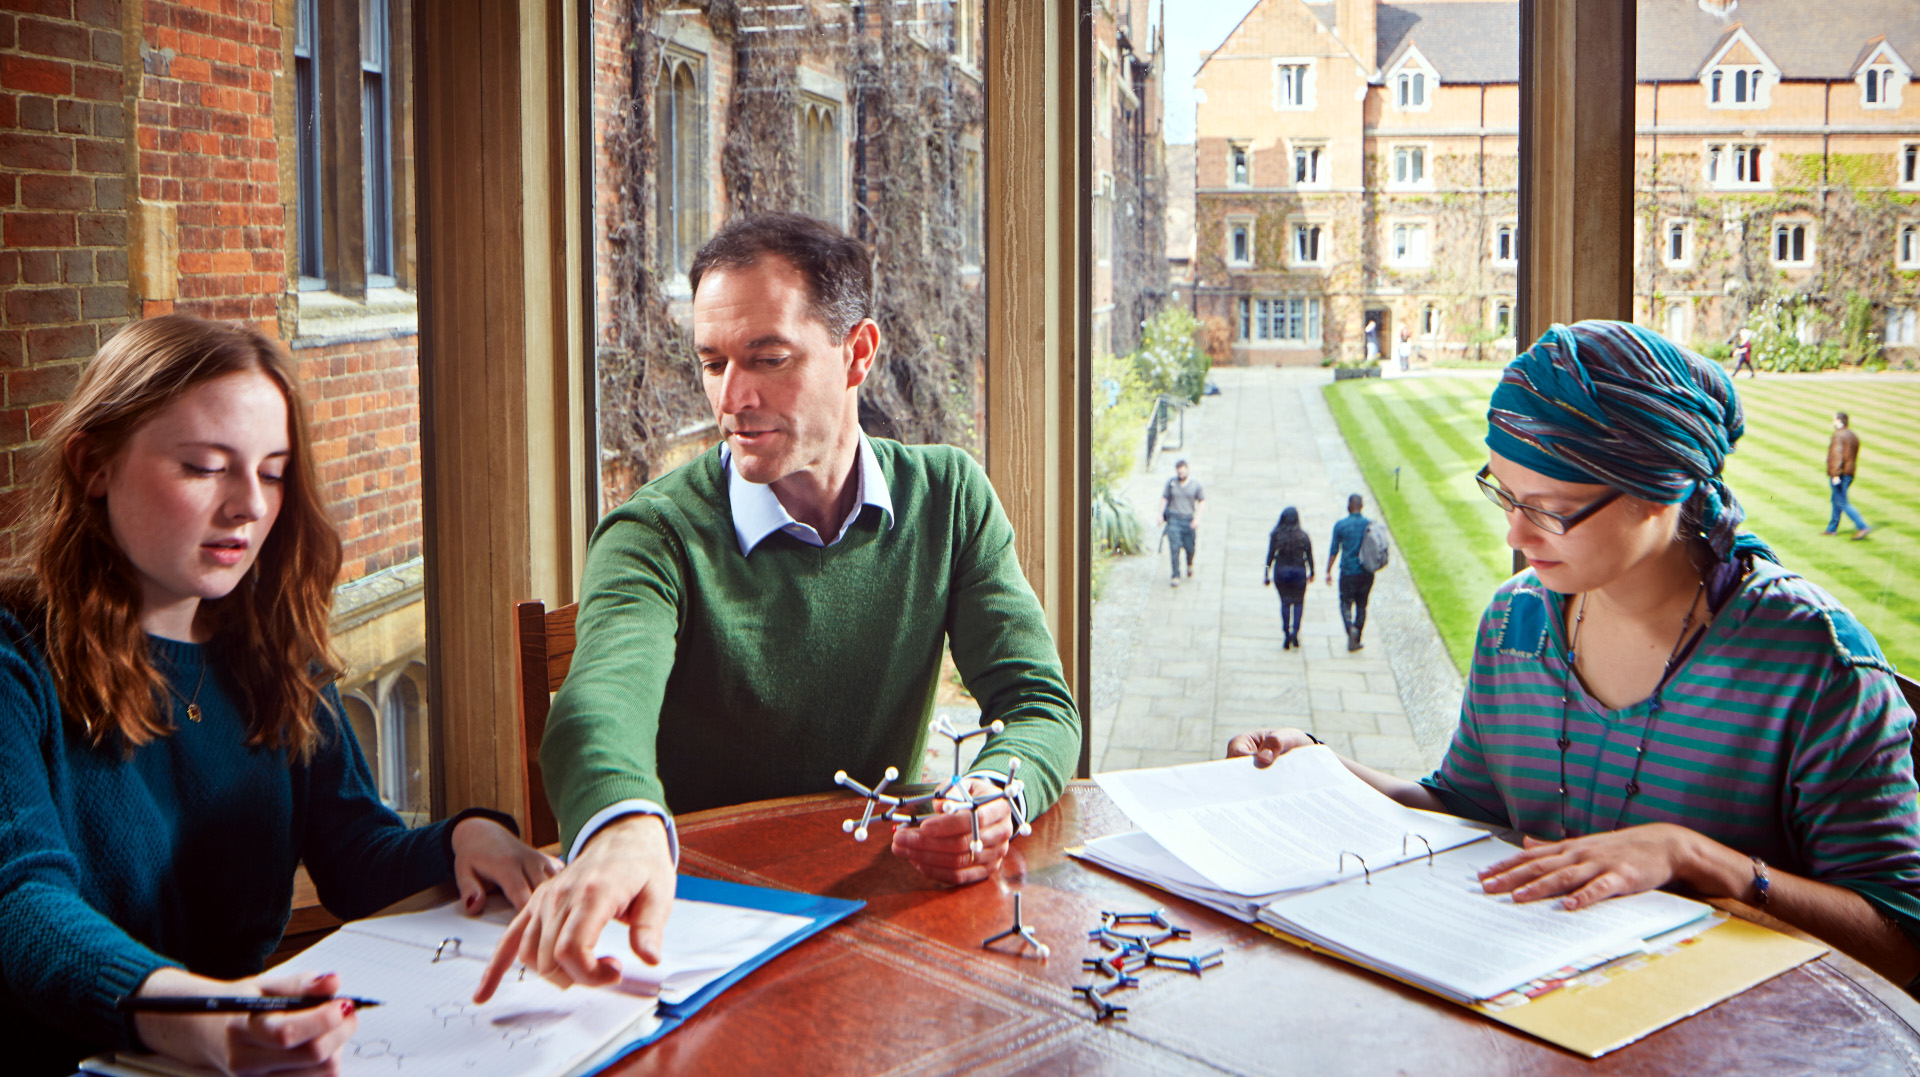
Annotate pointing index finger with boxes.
[475,905,532,1003]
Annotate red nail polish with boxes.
[342,1000,354,1016]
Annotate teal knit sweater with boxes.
[0,611,460,1075]
[542,440,1082,848]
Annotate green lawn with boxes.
[1325,373,1920,677]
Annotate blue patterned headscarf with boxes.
[1486,320,1775,566]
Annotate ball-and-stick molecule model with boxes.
[1072,909,1222,1021]
[833,715,1033,849]
[980,892,1050,960]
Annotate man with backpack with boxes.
[1326,493,1388,651]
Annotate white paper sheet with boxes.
[1260,840,1714,1002]
[350,894,813,1003]
[1095,748,1489,895]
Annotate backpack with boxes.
[1358,520,1391,573]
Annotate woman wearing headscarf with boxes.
[1263,507,1314,650]
[1228,320,1920,983]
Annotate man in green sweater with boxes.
[478,213,1080,1001]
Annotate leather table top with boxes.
[597,782,1920,1076]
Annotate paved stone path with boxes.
[1088,366,1463,780]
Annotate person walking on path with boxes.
[1825,411,1871,540]
[1365,319,1380,364]
[1161,460,1204,586]
[1326,494,1376,651]
[1263,507,1314,650]
[1730,328,1757,379]
[1393,328,1414,373]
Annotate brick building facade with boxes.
[0,0,430,817]
[1193,0,1920,368]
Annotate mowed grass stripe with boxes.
[1325,374,1920,676]
[1327,377,1510,672]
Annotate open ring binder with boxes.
[1403,833,1435,867]
[1337,851,1370,884]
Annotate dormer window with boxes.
[1397,70,1425,108]
[1388,47,1435,112]
[1702,30,1775,110]
[1857,44,1910,110]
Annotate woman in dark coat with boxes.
[1264,506,1314,649]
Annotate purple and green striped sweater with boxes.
[1422,559,1920,938]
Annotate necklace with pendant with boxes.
[165,653,209,723]
[1556,577,1705,839]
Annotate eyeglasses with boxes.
[1475,465,1623,535]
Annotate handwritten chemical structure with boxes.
[833,716,1032,851]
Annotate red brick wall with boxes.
[0,0,132,556]
[137,0,283,325]
[297,334,421,582]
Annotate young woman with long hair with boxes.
[1230,320,1920,983]
[0,315,554,1075]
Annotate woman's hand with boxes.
[1262,574,1271,587]
[451,817,560,915]
[1477,825,1727,910]
[133,967,357,1077]
[1225,729,1319,768]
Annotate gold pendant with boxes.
[186,703,202,723]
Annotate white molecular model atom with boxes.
[833,715,1033,850]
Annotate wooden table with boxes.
[593,782,1920,1075]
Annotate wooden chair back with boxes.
[515,600,578,849]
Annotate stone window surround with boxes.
[1662,218,1693,268]
[1226,216,1255,267]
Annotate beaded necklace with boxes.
[1556,578,1705,840]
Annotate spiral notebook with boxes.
[80,876,862,1077]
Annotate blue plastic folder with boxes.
[78,875,864,1077]
[611,875,864,1056]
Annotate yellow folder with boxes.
[1257,914,1826,1058]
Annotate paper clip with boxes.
[1337,851,1370,884]
[1402,833,1435,867]
[432,937,462,963]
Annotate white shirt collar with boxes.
[724,435,896,557]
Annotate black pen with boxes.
[116,996,384,1014]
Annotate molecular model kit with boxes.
[833,715,1032,852]
[1075,909,1224,1021]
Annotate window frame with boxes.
[1228,140,1253,187]
[1226,217,1255,268]
[1389,143,1431,190]
[1491,221,1517,266]
[1289,219,1326,268]
[1888,306,1920,347]
[1771,219,1813,267]
[1391,55,1434,113]
[1902,143,1920,190]
[1237,295,1323,346]
[1899,222,1920,270]
[1290,140,1326,189]
[1705,141,1767,190]
[1706,63,1769,110]
[1418,301,1441,339]
[1661,218,1692,268]
[1272,58,1315,111]
[654,46,710,288]
[1387,219,1430,267]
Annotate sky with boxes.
[1156,0,1260,145]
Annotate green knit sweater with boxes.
[542,440,1081,848]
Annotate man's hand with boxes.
[450,816,560,915]
[133,968,358,1077]
[1475,825,1726,911]
[891,778,1013,885]
[474,813,675,1003]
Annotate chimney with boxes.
[1336,0,1377,77]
